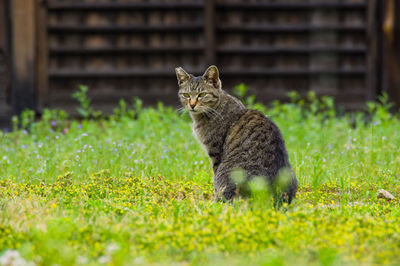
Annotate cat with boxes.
[175,65,298,205]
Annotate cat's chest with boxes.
[193,121,226,150]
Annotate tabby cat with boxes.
[175,65,298,204]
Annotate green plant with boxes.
[111,99,135,122]
[233,83,266,112]
[72,85,102,119]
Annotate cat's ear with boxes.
[175,67,190,85]
[203,65,221,89]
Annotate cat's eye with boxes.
[198,92,207,97]
[182,93,190,98]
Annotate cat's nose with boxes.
[189,99,197,109]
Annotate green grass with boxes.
[0,92,400,265]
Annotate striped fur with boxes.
[175,66,298,204]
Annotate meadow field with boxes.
[0,90,399,265]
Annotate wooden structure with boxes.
[0,0,11,124]
[1,0,398,124]
[383,0,400,107]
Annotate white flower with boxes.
[105,243,119,254]
[98,255,110,264]
[0,250,34,266]
[76,256,88,265]
[133,257,145,264]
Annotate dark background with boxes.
[1,0,399,127]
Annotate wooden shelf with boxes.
[49,24,364,34]
[222,69,367,76]
[48,1,366,11]
[48,2,203,11]
[49,68,366,79]
[217,2,367,10]
[50,46,205,55]
[218,24,366,33]
[218,46,367,54]
[49,69,204,78]
[49,46,366,55]
[48,24,203,33]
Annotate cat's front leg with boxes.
[213,166,237,202]
[206,143,222,173]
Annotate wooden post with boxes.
[0,1,8,54]
[10,0,36,115]
[366,0,382,103]
[0,0,11,126]
[204,0,216,67]
[0,0,10,90]
[36,0,48,111]
[383,0,400,107]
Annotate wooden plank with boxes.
[36,0,49,111]
[218,46,367,54]
[205,0,216,66]
[49,46,205,55]
[216,2,367,9]
[49,69,204,78]
[222,69,367,76]
[254,89,367,101]
[48,89,368,113]
[48,69,367,79]
[49,46,366,56]
[49,91,177,104]
[48,2,203,11]
[48,24,204,33]
[218,24,367,33]
[10,0,36,114]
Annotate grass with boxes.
[0,91,400,265]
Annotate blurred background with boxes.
[0,0,399,126]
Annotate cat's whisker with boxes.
[203,106,224,121]
[176,107,186,114]
[209,110,223,121]
[200,106,217,120]
[210,108,224,120]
